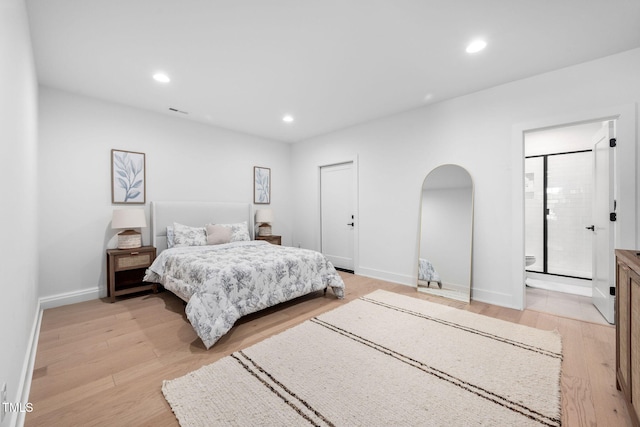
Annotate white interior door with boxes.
[591,121,615,324]
[320,162,354,271]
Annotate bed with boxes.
[143,201,345,349]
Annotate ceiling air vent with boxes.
[168,107,188,115]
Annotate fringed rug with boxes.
[162,290,562,426]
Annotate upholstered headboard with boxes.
[150,201,254,253]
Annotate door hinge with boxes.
[610,138,617,147]
[610,212,617,222]
[610,286,616,296]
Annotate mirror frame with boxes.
[417,164,474,302]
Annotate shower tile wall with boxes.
[525,158,544,272]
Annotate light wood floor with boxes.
[26,273,632,426]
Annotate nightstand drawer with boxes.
[115,252,153,270]
[256,235,282,245]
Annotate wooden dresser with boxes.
[616,249,640,426]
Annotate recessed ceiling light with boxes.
[153,73,171,83]
[282,115,294,123]
[466,40,487,54]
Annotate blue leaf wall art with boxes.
[254,166,271,204]
[111,149,145,204]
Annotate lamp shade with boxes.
[255,209,274,223]
[112,208,147,229]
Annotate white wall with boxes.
[0,0,39,425]
[38,87,292,303]
[291,48,640,309]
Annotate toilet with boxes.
[525,255,536,267]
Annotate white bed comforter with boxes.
[144,241,345,348]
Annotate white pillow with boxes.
[209,221,251,242]
[166,226,175,248]
[173,222,207,247]
[206,224,232,245]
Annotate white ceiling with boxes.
[26,0,640,143]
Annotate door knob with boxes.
[347,222,355,226]
[585,225,595,231]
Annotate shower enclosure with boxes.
[525,150,593,283]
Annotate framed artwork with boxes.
[111,149,145,204]
[254,166,271,204]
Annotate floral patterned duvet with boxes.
[144,241,345,349]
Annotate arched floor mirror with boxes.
[417,164,473,302]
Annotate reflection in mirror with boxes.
[417,164,473,302]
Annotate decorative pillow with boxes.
[173,222,207,247]
[212,221,251,242]
[206,224,232,245]
[166,226,175,248]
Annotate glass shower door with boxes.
[546,152,592,278]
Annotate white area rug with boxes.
[163,290,562,426]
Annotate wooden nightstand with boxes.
[106,246,157,303]
[256,235,282,245]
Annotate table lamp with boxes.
[112,208,147,249]
[255,209,274,237]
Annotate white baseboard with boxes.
[10,306,42,427]
[356,267,521,309]
[471,287,520,310]
[39,287,100,310]
[356,266,415,287]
